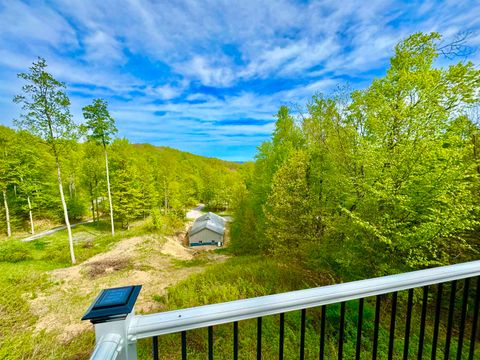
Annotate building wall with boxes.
[189,228,223,246]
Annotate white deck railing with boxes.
[85,260,480,360]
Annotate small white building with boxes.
[188,212,226,246]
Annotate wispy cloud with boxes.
[0,0,479,160]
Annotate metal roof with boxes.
[189,212,226,236]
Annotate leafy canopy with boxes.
[13,57,76,143]
[82,98,117,147]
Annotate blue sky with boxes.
[0,1,479,161]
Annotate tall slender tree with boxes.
[0,127,16,237]
[14,57,77,264]
[82,99,117,236]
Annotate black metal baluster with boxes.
[373,296,381,360]
[356,298,364,360]
[233,321,239,360]
[257,317,262,360]
[300,309,306,360]
[388,292,398,360]
[181,331,187,360]
[418,286,429,360]
[182,331,187,360]
[338,302,346,360]
[457,278,470,360]
[445,280,457,360]
[403,289,414,360]
[279,313,285,360]
[469,277,480,360]
[208,326,213,360]
[431,283,443,360]
[320,306,326,360]
[152,336,159,360]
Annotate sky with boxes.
[0,1,479,161]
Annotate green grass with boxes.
[140,257,480,360]
[0,220,152,359]
[2,223,480,359]
[144,256,333,359]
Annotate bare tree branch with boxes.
[438,31,476,60]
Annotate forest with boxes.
[0,123,242,237]
[231,32,480,280]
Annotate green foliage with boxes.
[265,149,319,260]
[165,257,301,304]
[0,240,32,262]
[232,32,480,278]
[13,57,76,144]
[148,207,184,233]
[66,197,87,221]
[3,57,243,241]
[82,98,117,147]
[0,131,241,238]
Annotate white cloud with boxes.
[83,31,125,64]
[175,56,236,87]
[1,0,479,160]
[0,1,78,48]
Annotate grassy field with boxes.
[143,257,480,360]
[1,222,479,359]
[0,220,159,359]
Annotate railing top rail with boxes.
[89,333,122,360]
[128,260,480,339]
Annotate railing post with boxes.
[82,285,142,360]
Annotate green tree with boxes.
[0,127,18,237]
[232,32,480,277]
[344,32,480,273]
[83,98,117,236]
[81,141,104,222]
[14,57,78,264]
[15,130,45,234]
[264,150,318,261]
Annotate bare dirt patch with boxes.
[85,258,132,279]
[161,235,193,260]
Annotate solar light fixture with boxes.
[82,285,142,323]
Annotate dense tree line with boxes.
[231,33,480,278]
[0,58,242,264]
[0,128,240,235]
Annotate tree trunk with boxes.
[3,189,11,237]
[91,199,96,222]
[27,195,35,235]
[105,148,115,236]
[56,160,76,264]
[95,197,100,222]
[89,182,96,222]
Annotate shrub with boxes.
[0,241,32,263]
[67,197,87,221]
[148,209,184,234]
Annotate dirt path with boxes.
[21,219,94,242]
[186,203,205,220]
[28,208,228,342]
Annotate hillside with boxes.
[0,125,243,240]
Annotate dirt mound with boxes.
[28,231,227,342]
[161,236,193,260]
